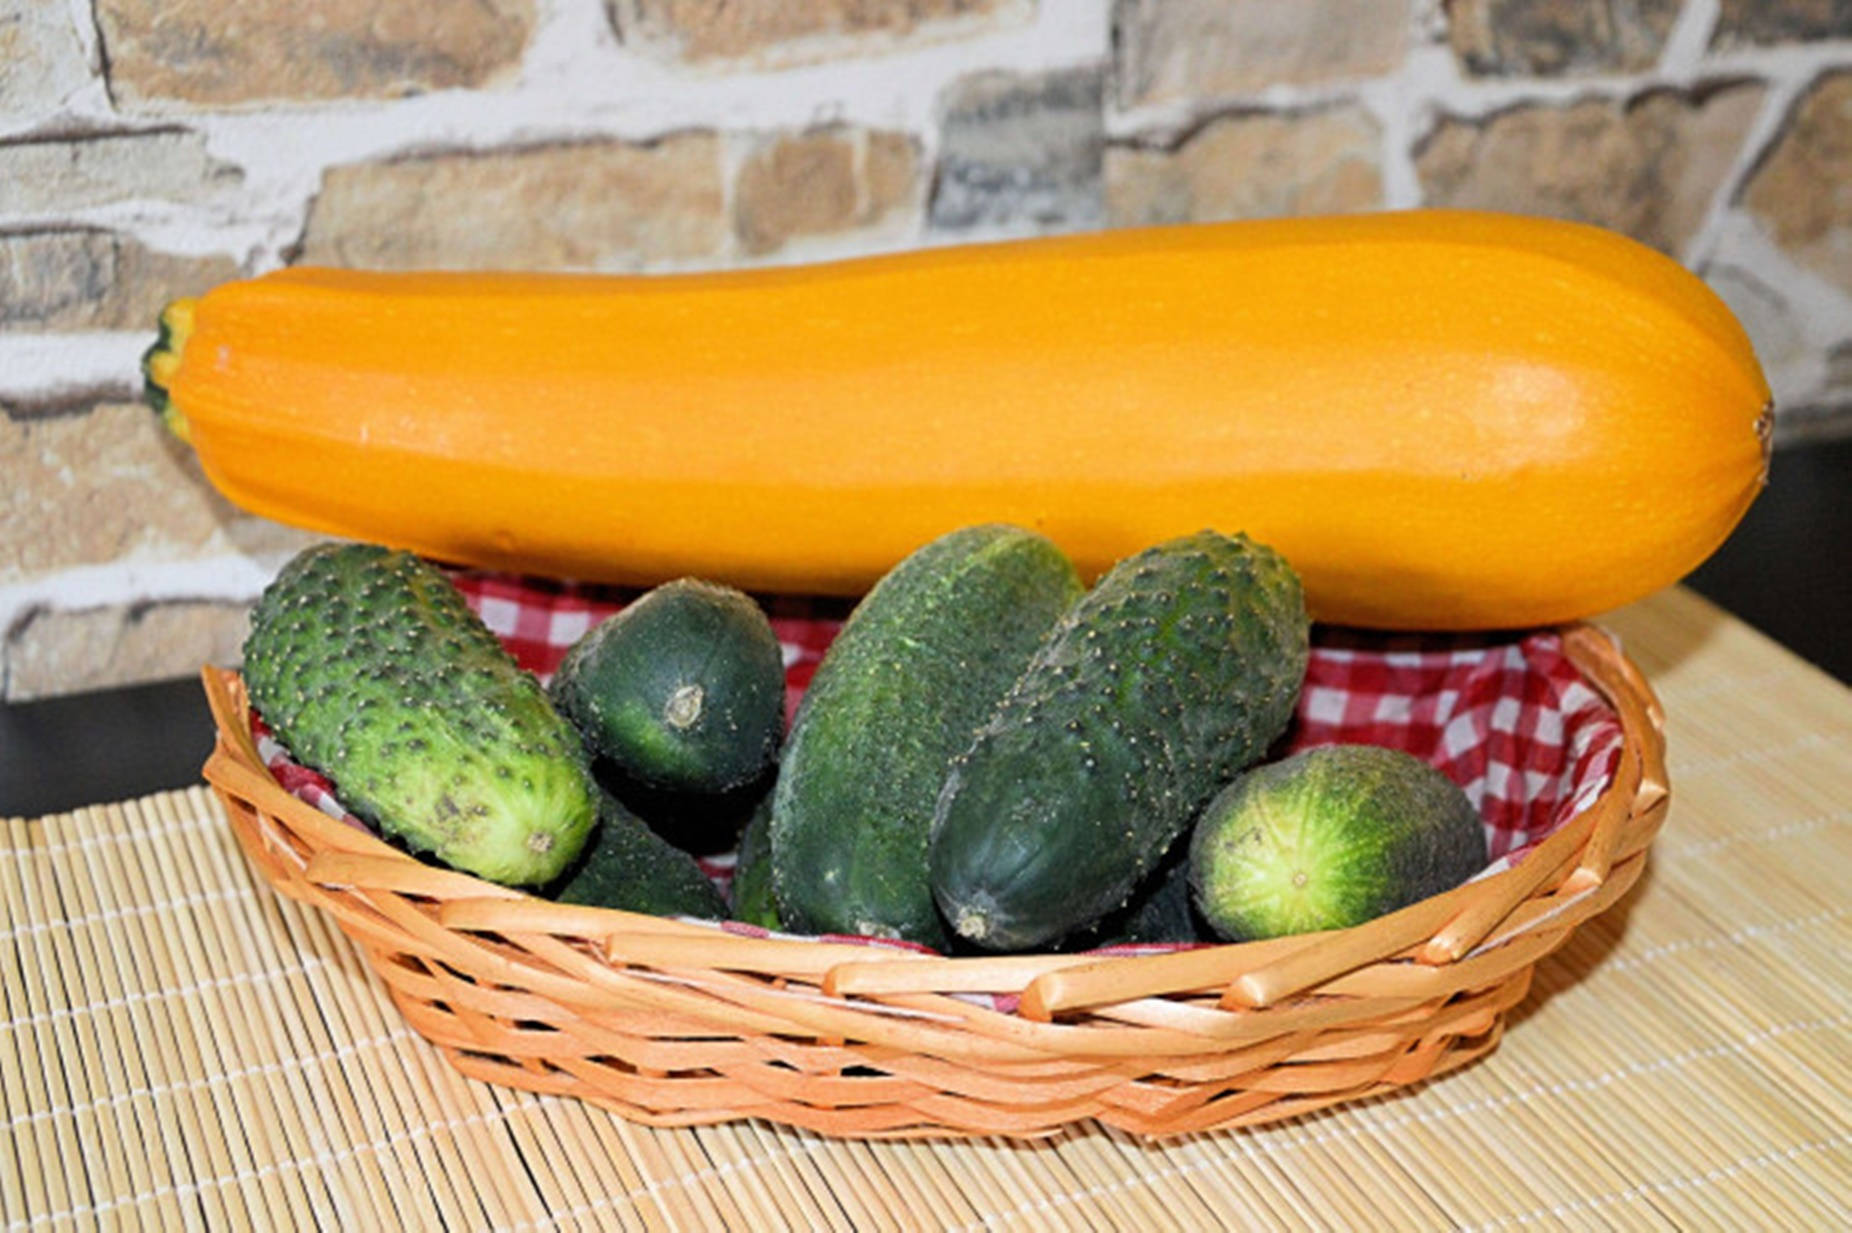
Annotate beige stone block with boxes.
[1415,83,1767,256]
[610,0,1022,66]
[5,600,249,700]
[0,131,240,215]
[1741,72,1852,298]
[733,128,921,256]
[0,230,238,331]
[1713,0,1852,48]
[867,132,923,222]
[1447,0,1681,77]
[96,0,534,107]
[737,133,857,253]
[1,401,314,585]
[1113,0,1410,108]
[297,135,727,271]
[0,0,94,118]
[1106,107,1384,228]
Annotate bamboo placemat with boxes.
[4,587,1849,1231]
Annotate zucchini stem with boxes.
[143,298,197,443]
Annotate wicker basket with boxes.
[199,621,1665,1140]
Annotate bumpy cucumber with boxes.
[770,524,1083,946]
[242,542,596,886]
[550,792,728,919]
[1190,744,1488,940]
[930,531,1309,951]
[550,579,786,795]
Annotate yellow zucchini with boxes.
[145,209,1770,630]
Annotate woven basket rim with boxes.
[198,618,1669,1137]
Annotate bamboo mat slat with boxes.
[4,587,1850,1231]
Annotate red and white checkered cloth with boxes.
[253,568,1624,952]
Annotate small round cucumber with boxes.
[1189,744,1489,941]
[551,579,786,795]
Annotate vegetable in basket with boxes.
[241,542,597,887]
[549,789,729,920]
[729,796,781,930]
[550,578,786,796]
[771,524,1083,948]
[1190,744,1489,941]
[929,530,1310,952]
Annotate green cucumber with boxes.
[242,542,596,886]
[770,524,1083,946]
[729,796,781,929]
[1190,744,1489,940]
[551,791,728,919]
[550,579,786,795]
[930,530,1309,951]
[1080,840,1205,948]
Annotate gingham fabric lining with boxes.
[252,568,1624,958]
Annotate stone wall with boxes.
[4,0,1850,699]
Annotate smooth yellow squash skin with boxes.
[148,210,1771,630]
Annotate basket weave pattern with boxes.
[201,623,1666,1139]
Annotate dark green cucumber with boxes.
[729,796,781,929]
[930,530,1309,951]
[1190,745,1489,940]
[544,573,785,792]
[770,524,1083,946]
[550,792,728,919]
[551,578,786,795]
[1080,840,1205,948]
[608,770,775,860]
[243,542,596,886]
